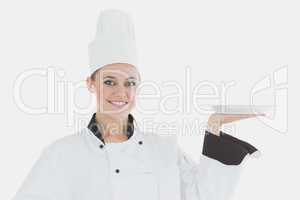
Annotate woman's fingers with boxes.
[207,113,265,135]
[221,113,265,123]
[208,113,266,125]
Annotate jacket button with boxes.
[138,141,143,145]
[99,144,104,149]
[115,169,120,173]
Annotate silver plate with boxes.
[211,105,274,114]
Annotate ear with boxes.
[86,76,95,93]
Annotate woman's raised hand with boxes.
[207,113,266,136]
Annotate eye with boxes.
[103,80,115,86]
[125,81,136,87]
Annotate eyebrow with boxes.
[104,76,137,80]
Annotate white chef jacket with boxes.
[12,113,259,200]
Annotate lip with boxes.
[107,100,128,109]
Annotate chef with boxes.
[12,9,263,200]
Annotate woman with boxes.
[13,9,263,200]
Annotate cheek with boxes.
[95,86,111,101]
[128,90,137,101]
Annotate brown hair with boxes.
[90,65,141,82]
[90,69,100,81]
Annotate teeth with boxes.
[109,101,127,106]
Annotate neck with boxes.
[95,112,128,139]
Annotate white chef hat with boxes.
[88,9,138,75]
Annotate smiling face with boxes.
[86,63,141,119]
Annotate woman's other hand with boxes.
[207,113,266,136]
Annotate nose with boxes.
[112,85,128,99]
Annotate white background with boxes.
[0,0,298,199]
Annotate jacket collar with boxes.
[87,113,135,144]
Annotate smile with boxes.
[107,100,128,108]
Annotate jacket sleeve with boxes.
[178,130,260,200]
[12,145,68,200]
